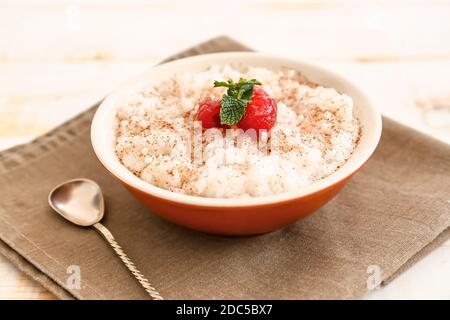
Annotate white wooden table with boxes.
[0,0,449,299]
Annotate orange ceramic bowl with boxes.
[91,52,382,235]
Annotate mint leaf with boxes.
[238,84,254,101]
[213,80,232,88]
[214,78,262,126]
[220,95,246,125]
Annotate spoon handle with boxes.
[93,223,164,300]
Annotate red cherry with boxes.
[237,87,277,131]
[196,97,222,129]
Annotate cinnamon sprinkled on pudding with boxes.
[115,65,359,198]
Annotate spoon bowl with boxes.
[48,178,104,227]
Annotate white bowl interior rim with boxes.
[91,52,382,207]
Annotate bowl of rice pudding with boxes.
[91,52,381,235]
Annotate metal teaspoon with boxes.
[48,178,163,300]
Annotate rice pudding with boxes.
[114,65,360,198]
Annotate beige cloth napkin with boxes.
[0,36,449,300]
